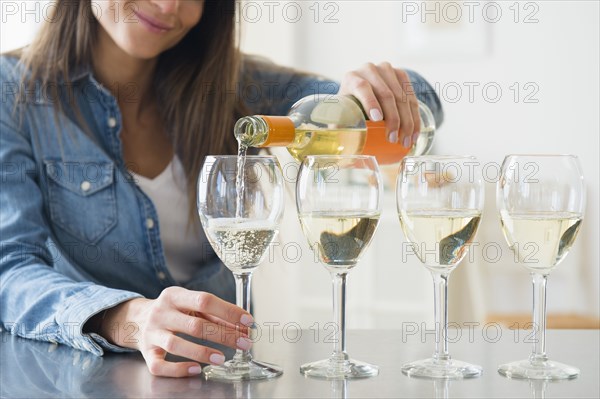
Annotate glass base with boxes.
[498,359,580,380]
[203,359,283,381]
[300,358,379,380]
[401,358,483,379]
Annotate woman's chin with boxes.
[120,44,165,61]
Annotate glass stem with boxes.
[233,272,252,363]
[432,272,450,363]
[531,273,548,364]
[331,271,349,362]
[434,379,450,399]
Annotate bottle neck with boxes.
[234,115,295,148]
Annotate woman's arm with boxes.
[240,54,444,133]
[240,54,341,117]
[0,57,254,377]
[0,109,144,356]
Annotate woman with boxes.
[0,0,443,377]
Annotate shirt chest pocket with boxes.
[44,160,117,244]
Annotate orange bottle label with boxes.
[259,116,295,147]
[362,120,410,165]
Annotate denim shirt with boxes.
[0,54,443,356]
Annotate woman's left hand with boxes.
[338,62,420,146]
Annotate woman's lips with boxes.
[133,10,174,33]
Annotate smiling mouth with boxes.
[133,10,175,33]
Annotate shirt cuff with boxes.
[88,332,138,353]
[55,284,144,356]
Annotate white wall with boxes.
[245,0,600,327]
[0,0,48,52]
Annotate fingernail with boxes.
[412,132,419,143]
[188,365,202,375]
[236,337,253,351]
[369,108,383,121]
[209,353,225,365]
[403,136,411,148]
[248,324,259,341]
[240,314,254,327]
[388,130,398,143]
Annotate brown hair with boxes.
[10,0,243,221]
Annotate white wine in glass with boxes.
[197,155,284,381]
[497,154,585,380]
[399,209,482,272]
[205,218,278,273]
[396,156,484,379]
[299,211,380,269]
[296,155,383,379]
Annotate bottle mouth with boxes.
[234,116,267,146]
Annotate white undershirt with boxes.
[131,157,206,283]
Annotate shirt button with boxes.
[107,117,117,128]
[145,218,155,229]
[80,181,91,192]
[157,271,166,280]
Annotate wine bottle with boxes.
[234,94,436,165]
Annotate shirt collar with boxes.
[65,64,92,83]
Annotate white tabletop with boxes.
[1,329,598,398]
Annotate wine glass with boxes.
[497,155,585,380]
[296,155,383,379]
[197,155,284,381]
[396,156,484,379]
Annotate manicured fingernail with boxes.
[388,130,398,143]
[369,108,383,121]
[249,326,259,341]
[403,136,411,148]
[209,353,225,365]
[412,132,419,143]
[240,314,254,327]
[188,365,202,375]
[236,337,252,350]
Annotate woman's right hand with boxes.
[96,286,254,377]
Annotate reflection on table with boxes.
[1,329,598,398]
